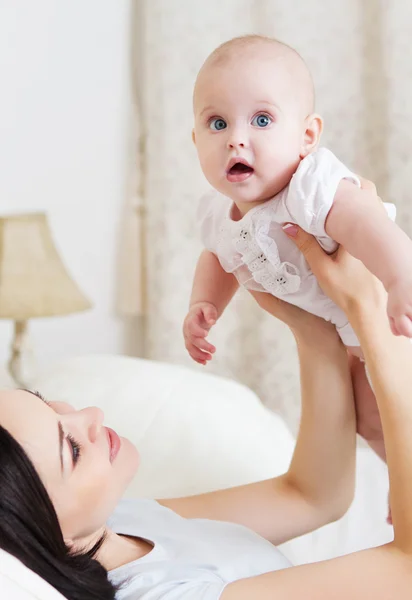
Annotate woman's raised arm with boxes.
[161,293,356,546]
[222,223,412,600]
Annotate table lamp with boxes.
[0,212,92,386]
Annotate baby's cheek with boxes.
[201,151,219,176]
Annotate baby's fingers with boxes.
[185,341,213,365]
[202,304,218,326]
[187,318,209,338]
[192,336,216,355]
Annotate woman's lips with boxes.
[106,427,121,463]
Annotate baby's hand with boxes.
[183,302,217,365]
[387,279,412,337]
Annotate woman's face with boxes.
[0,389,139,544]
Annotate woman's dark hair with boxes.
[0,424,117,600]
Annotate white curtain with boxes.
[124,0,412,432]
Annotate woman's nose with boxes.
[79,406,104,443]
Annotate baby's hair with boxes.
[201,34,315,112]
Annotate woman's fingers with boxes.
[358,176,376,193]
[282,224,331,282]
[283,222,385,316]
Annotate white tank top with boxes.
[108,498,291,599]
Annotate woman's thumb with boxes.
[282,223,324,270]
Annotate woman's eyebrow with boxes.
[57,421,64,473]
[23,389,65,473]
[21,388,46,402]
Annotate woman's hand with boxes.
[251,179,382,341]
[249,289,338,348]
[282,242,385,328]
[282,177,387,321]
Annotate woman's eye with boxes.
[209,118,227,131]
[252,114,272,128]
[67,433,82,465]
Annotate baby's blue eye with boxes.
[252,114,271,128]
[209,118,227,131]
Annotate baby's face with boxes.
[193,55,310,209]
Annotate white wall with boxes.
[0,1,133,371]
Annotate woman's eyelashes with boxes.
[24,388,82,468]
[67,433,82,466]
[40,393,82,467]
[23,389,50,404]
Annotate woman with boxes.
[1,185,411,599]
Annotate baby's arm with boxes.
[190,249,239,314]
[183,249,239,364]
[325,180,412,336]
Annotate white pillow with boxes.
[2,355,295,600]
[2,352,391,598]
[0,550,66,600]
[31,354,393,562]
[31,354,295,498]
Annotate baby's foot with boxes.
[387,280,412,338]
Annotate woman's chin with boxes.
[119,437,140,476]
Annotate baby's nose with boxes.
[227,138,246,149]
[227,125,248,150]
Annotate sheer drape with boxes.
[123,0,412,431]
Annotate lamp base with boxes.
[8,320,33,388]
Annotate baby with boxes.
[183,35,412,466]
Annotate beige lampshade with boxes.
[0,212,92,319]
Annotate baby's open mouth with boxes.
[226,161,254,182]
[228,162,254,175]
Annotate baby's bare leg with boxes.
[347,350,386,462]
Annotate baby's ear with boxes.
[300,114,323,157]
[192,128,196,145]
